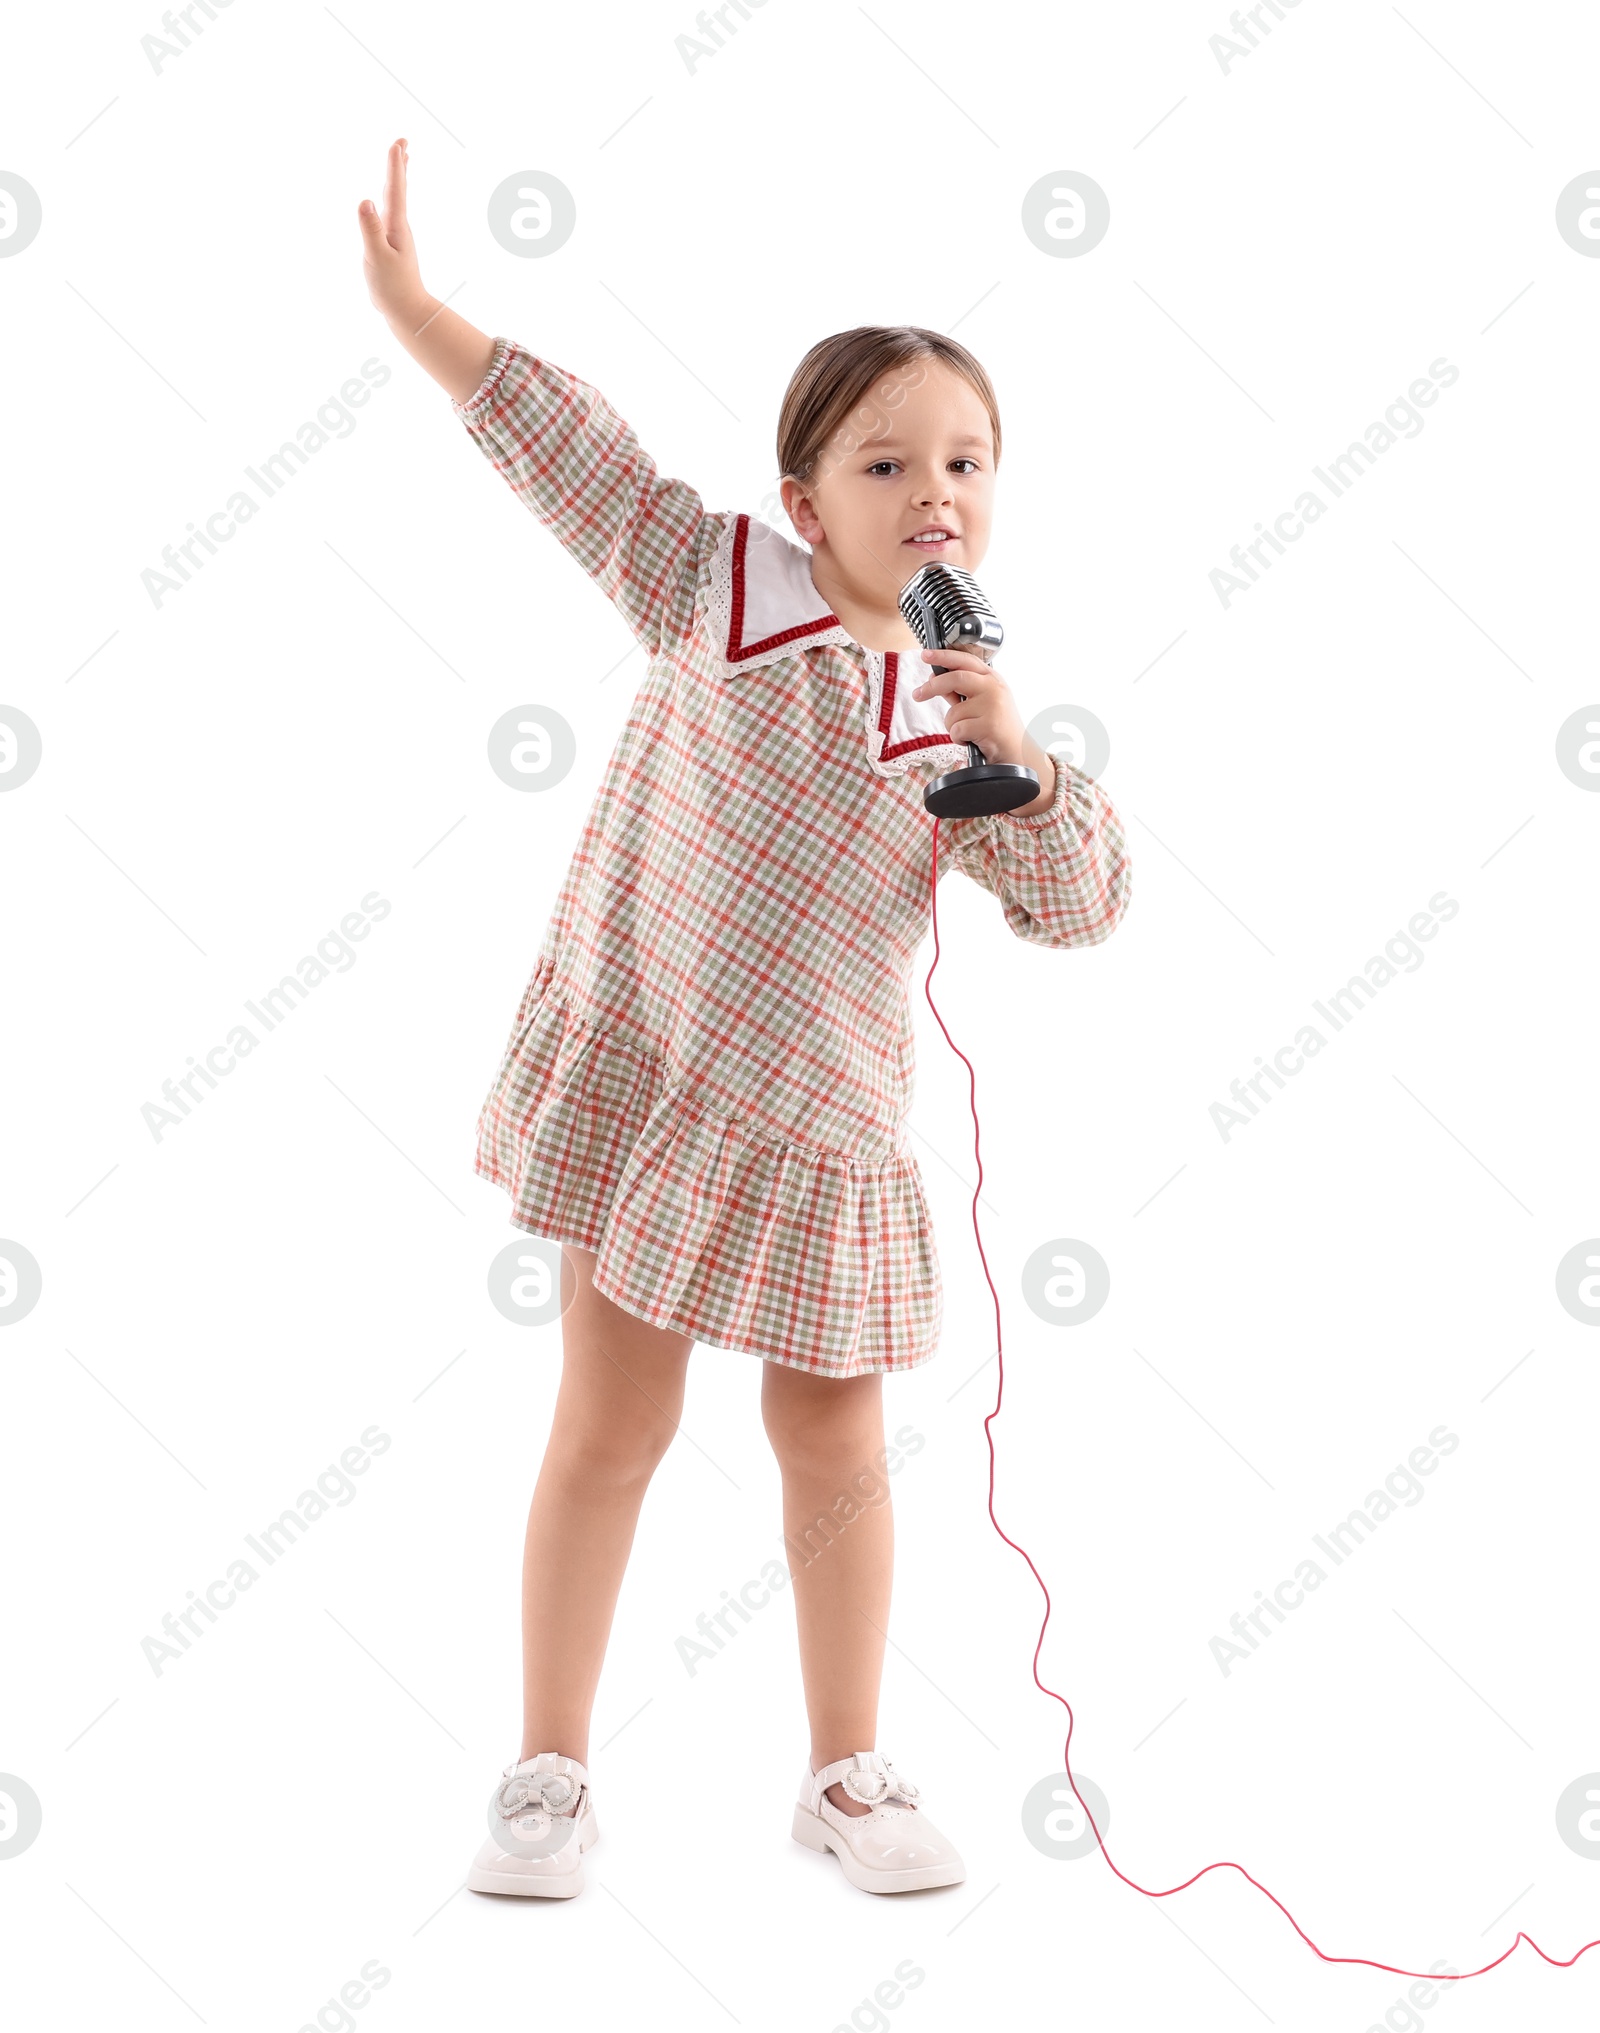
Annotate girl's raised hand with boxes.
[358,136,495,400]
[358,138,426,323]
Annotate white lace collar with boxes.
[702,512,970,780]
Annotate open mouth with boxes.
[904,530,958,549]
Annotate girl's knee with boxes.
[551,1351,685,1483]
[552,1408,675,1487]
[762,1369,882,1479]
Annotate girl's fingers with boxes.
[913,654,1001,700]
[382,137,409,240]
[356,197,391,254]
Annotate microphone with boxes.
[898,562,1041,818]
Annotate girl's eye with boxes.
[865,458,981,476]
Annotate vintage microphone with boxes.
[899,562,1041,818]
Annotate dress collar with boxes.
[704,512,970,780]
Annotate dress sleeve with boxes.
[451,336,714,658]
[940,753,1133,950]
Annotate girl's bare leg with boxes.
[761,1363,893,1818]
[519,1245,693,1763]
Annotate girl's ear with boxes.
[781,477,824,546]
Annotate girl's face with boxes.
[782,358,997,611]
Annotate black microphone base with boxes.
[923,760,1041,819]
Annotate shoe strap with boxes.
[806,1750,919,1813]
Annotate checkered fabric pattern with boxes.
[456,338,1132,1376]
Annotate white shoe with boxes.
[466,1751,597,1898]
[792,1752,965,1894]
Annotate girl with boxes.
[358,138,1131,1901]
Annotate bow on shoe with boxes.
[494,1767,579,1821]
[840,1754,920,1809]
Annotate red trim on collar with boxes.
[726,512,841,663]
[879,651,962,762]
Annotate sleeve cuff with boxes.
[998,749,1073,829]
[451,335,519,422]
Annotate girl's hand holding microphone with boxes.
[911,645,1059,813]
[358,138,495,403]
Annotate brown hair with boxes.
[776,326,1002,491]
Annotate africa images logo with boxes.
[1210,890,1459,1142]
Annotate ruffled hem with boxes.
[475,968,943,1378]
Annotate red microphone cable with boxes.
[921,814,1599,1983]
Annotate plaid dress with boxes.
[455,338,1132,1378]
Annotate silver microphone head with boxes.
[898,561,1004,662]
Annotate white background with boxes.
[3,0,1599,2026]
